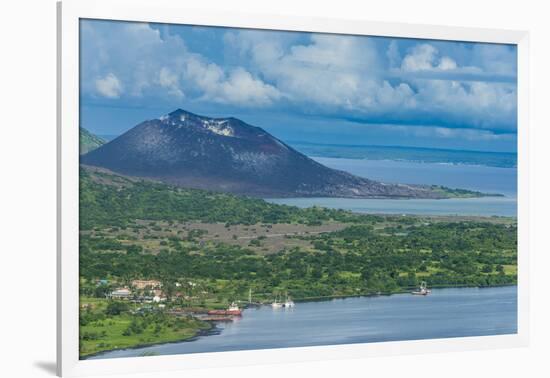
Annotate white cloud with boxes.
[95,73,122,98]
[81,20,517,133]
[81,20,278,107]
[219,68,281,106]
[225,31,415,112]
[378,123,514,142]
[438,56,458,71]
[386,40,401,69]
[184,57,281,106]
[221,32,517,130]
[471,44,517,76]
[401,44,458,72]
[158,67,184,98]
[411,79,516,129]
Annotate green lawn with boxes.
[503,264,517,274]
[79,298,210,357]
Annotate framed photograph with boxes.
[57,0,529,376]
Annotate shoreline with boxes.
[266,283,518,304]
[81,164,509,202]
[80,322,219,360]
[82,284,517,359]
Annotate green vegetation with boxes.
[79,167,517,357]
[80,128,106,155]
[79,297,210,357]
[80,220,517,299]
[79,167,382,230]
[430,185,503,198]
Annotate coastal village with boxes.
[109,280,167,303]
[92,277,430,321]
[89,278,302,322]
[91,278,253,323]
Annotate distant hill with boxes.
[80,127,106,155]
[81,109,488,199]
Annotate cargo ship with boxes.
[207,302,243,316]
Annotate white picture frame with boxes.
[57,0,530,376]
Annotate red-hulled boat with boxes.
[208,302,242,316]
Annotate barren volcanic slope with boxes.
[81,109,465,199]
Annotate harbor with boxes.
[88,286,517,359]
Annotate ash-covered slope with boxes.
[81,109,455,199]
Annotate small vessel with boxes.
[207,302,242,316]
[411,281,431,296]
[283,295,295,308]
[272,295,283,308]
[227,302,242,315]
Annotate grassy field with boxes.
[82,220,349,255]
[79,297,210,358]
[80,215,515,257]
[503,264,518,275]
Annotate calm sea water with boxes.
[289,143,517,168]
[268,196,516,217]
[91,286,517,359]
[315,158,517,196]
[267,158,517,217]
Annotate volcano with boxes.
[81,109,458,199]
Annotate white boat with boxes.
[272,294,284,308]
[284,295,295,308]
[412,281,431,296]
[228,302,240,312]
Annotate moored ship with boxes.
[412,281,431,296]
[208,302,243,316]
[284,295,295,308]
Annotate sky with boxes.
[80,19,518,152]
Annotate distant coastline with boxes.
[288,141,517,168]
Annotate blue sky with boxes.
[80,19,518,152]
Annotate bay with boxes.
[90,286,517,359]
[267,158,517,217]
[267,196,517,217]
[314,157,517,197]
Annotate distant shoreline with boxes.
[310,155,518,169]
[288,142,517,169]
